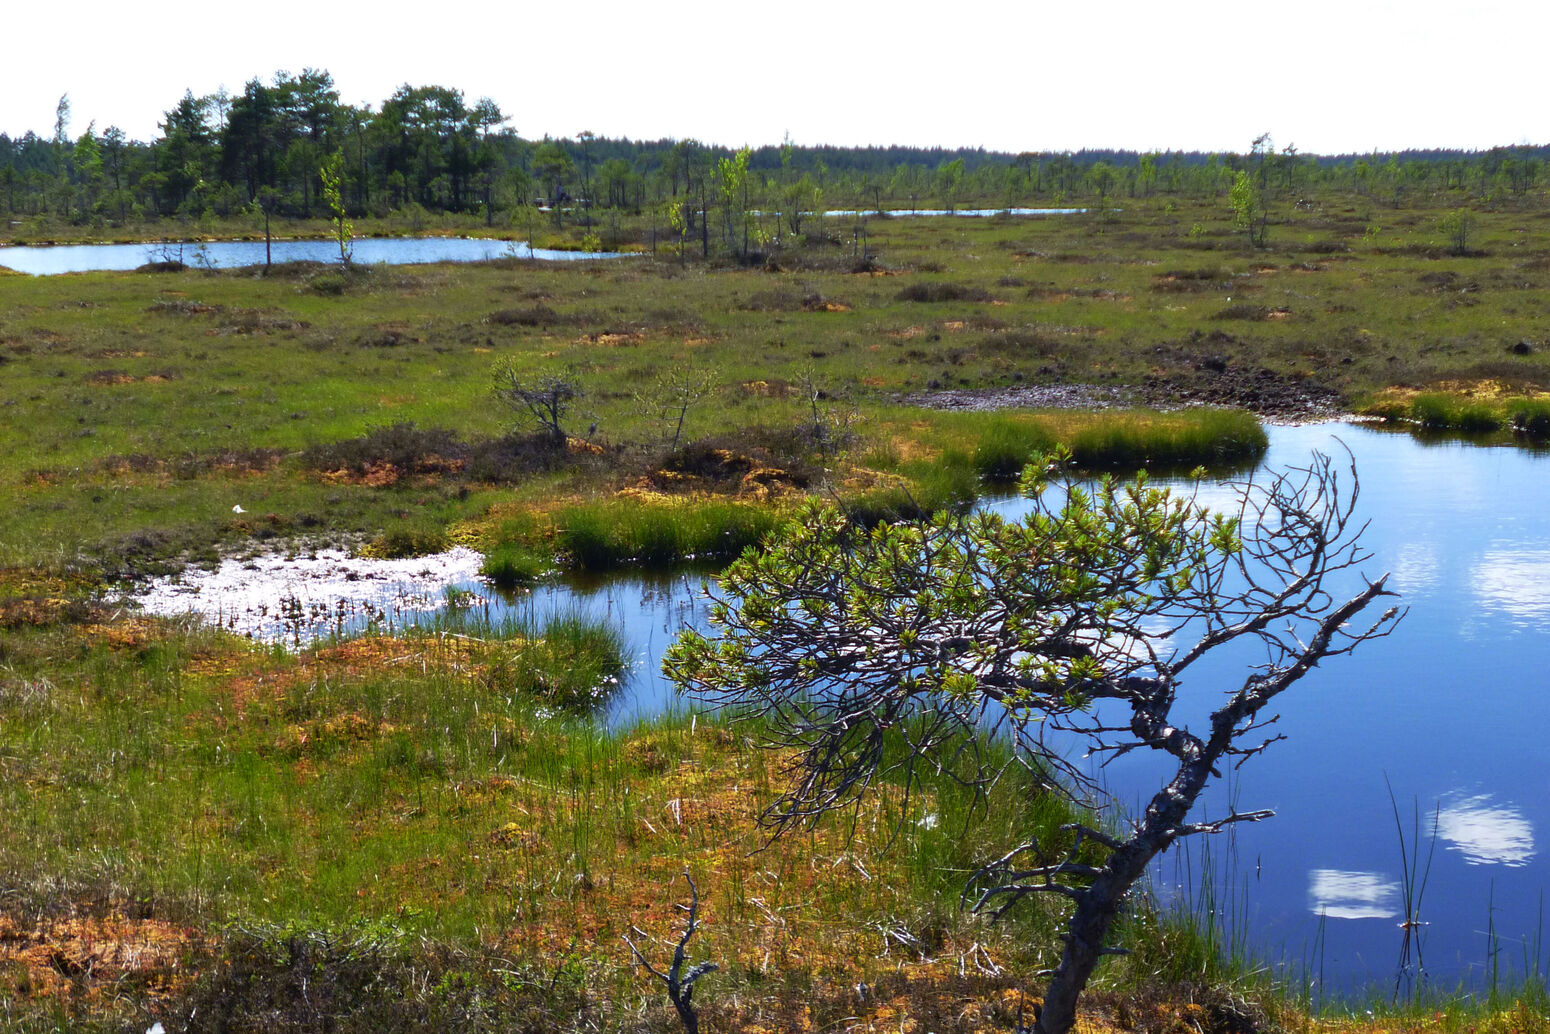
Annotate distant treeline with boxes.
[4,69,1548,229]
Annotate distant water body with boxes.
[0,236,634,275]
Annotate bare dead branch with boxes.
[624,868,719,1034]
[664,445,1401,1034]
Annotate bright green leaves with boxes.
[318,150,353,265]
[666,452,1241,731]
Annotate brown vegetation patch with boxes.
[320,461,407,486]
[896,282,995,303]
[738,378,792,398]
[79,617,172,652]
[216,308,309,335]
[356,322,419,347]
[196,635,486,713]
[0,909,198,1005]
[147,299,218,316]
[1151,268,1235,293]
[738,466,801,501]
[0,594,97,629]
[486,304,575,328]
[581,331,644,347]
[1212,305,1291,321]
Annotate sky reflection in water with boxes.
[128,423,1550,990]
[1308,869,1400,920]
[1471,549,1550,627]
[1436,794,1535,867]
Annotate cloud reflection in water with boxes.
[1437,794,1535,867]
[1308,869,1399,920]
[1390,542,1441,596]
[1473,549,1550,626]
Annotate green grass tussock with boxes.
[972,417,1060,482]
[1363,392,1550,440]
[479,542,548,588]
[554,498,787,571]
[1065,409,1267,471]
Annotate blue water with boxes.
[157,420,1543,994]
[0,236,634,275]
[472,422,1550,995]
[1167,424,1550,996]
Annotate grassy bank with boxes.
[4,602,1547,1033]
[4,192,1549,582]
[0,603,1074,1031]
[1359,387,1550,438]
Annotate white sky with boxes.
[2,0,1545,156]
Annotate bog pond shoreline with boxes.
[123,421,1550,997]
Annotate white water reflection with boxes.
[1390,542,1442,596]
[134,547,486,643]
[1473,549,1550,625]
[1437,794,1535,867]
[1308,869,1400,920]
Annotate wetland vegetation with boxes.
[6,96,1550,1030]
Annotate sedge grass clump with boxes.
[360,525,450,559]
[1409,392,1460,429]
[1457,403,1504,433]
[556,499,784,571]
[1064,409,1266,470]
[971,417,1057,482]
[479,542,547,588]
[1406,393,1504,434]
[484,611,627,712]
[1510,399,1550,437]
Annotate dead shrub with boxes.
[895,282,994,303]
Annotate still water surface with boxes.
[0,236,632,275]
[136,422,1550,994]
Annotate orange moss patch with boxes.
[275,711,405,754]
[580,331,645,347]
[80,617,167,651]
[317,454,464,486]
[0,596,92,628]
[739,467,800,501]
[189,634,488,713]
[738,378,792,398]
[0,910,199,1005]
[1417,379,1550,401]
